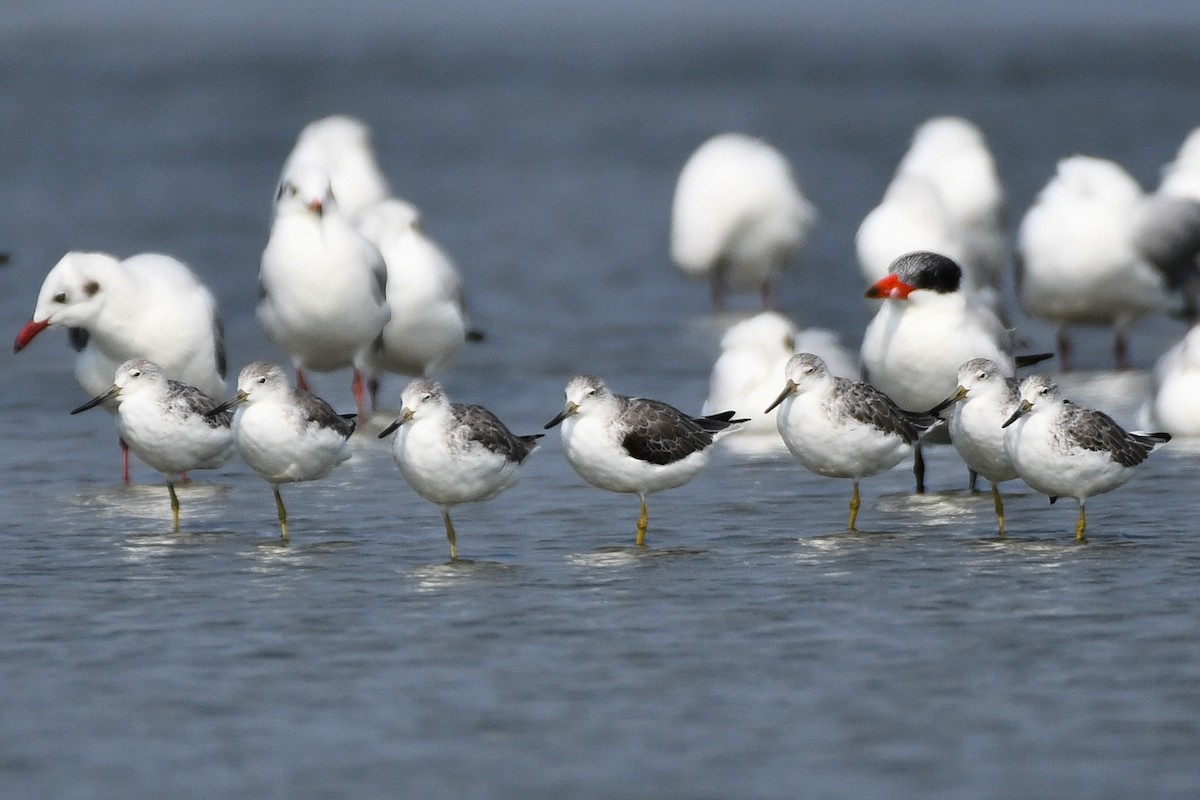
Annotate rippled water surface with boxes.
[3,4,1200,798]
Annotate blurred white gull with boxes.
[1016,154,1200,369]
[856,173,969,287]
[703,310,857,436]
[258,163,391,421]
[670,133,817,310]
[280,115,391,222]
[1158,126,1200,201]
[1139,323,1200,437]
[355,198,477,407]
[895,117,1008,291]
[13,251,227,482]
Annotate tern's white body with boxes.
[861,282,1014,413]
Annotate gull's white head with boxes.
[15,252,124,350]
[1046,155,1142,205]
[355,197,422,247]
[274,163,338,218]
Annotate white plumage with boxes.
[355,198,472,397]
[1139,323,1200,437]
[766,352,930,531]
[670,133,816,309]
[932,358,1020,537]
[280,115,391,222]
[1002,375,1169,541]
[703,311,856,436]
[258,163,391,419]
[546,375,744,546]
[379,378,539,560]
[70,359,234,530]
[893,117,1008,291]
[1016,154,1200,369]
[15,251,226,402]
[212,361,355,540]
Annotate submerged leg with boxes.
[121,437,131,485]
[1057,327,1073,372]
[760,279,775,310]
[273,487,289,541]
[1114,329,1131,370]
[441,508,459,561]
[368,375,382,416]
[168,482,181,532]
[913,442,926,494]
[1075,500,1087,543]
[848,480,861,531]
[991,482,1006,540]
[635,494,649,547]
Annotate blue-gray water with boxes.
[3,4,1200,798]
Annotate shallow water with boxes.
[3,4,1200,798]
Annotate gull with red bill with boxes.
[14,251,227,482]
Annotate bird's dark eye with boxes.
[53,292,67,303]
[420,393,432,403]
[977,371,986,380]
[130,370,141,378]
[257,376,267,384]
